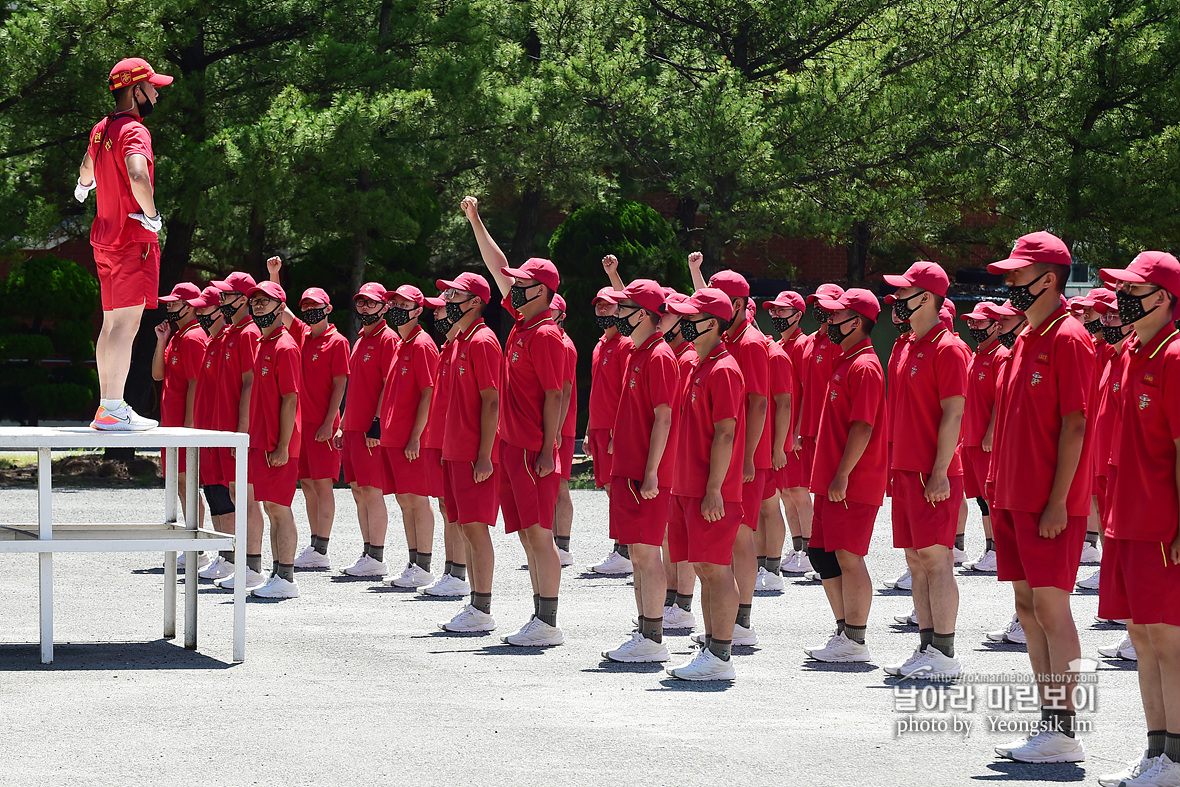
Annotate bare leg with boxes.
[523,524,561,598]
[264,501,298,564]
[732,524,757,605]
[630,543,664,620]
[311,478,335,538]
[96,304,145,400]
[555,479,573,540]
[835,550,871,627]
[696,562,738,641]
[460,522,495,594]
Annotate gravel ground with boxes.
[0,487,1145,786]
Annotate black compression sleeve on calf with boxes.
[976,497,989,516]
[203,484,235,515]
[807,546,842,580]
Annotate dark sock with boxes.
[704,634,712,649]
[416,551,432,572]
[708,637,732,661]
[555,535,570,551]
[533,593,540,617]
[218,550,234,563]
[836,618,846,634]
[954,533,965,551]
[639,615,663,644]
[1165,733,1180,762]
[451,562,467,581]
[1086,531,1099,547]
[931,632,955,658]
[369,545,384,563]
[471,591,492,614]
[919,628,934,651]
[675,592,693,612]
[246,554,262,573]
[271,559,280,576]
[363,541,371,556]
[801,537,810,553]
[766,556,782,575]
[409,548,417,567]
[536,596,558,627]
[792,535,804,552]
[757,556,767,570]
[1054,710,1077,739]
[276,563,295,582]
[444,560,454,576]
[616,543,630,560]
[845,624,866,645]
[665,589,677,607]
[985,537,994,552]
[1148,730,1167,759]
[311,535,329,555]
[736,603,752,629]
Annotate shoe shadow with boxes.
[753,589,785,597]
[876,588,912,597]
[1072,587,1098,596]
[330,574,385,583]
[472,644,557,655]
[293,566,332,573]
[957,570,995,578]
[584,661,666,674]
[649,678,733,692]
[971,760,1086,782]
[415,630,495,641]
[367,585,416,594]
[131,567,166,575]
[979,641,1025,652]
[889,622,917,631]
[407,594,461,602]
[800,661,878,673]
[1097,657,1138,671]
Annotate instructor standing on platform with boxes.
[75,57,172,431]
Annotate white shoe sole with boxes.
[502,635,564,647]
[1001,748,1085,764]
[441,621,496,633]
[804,649,871,663]
[604,650,670,663]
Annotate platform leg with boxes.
[232,443,246,662]
[37,447,52,664]
[184,446,198,649]
[163,447,178,639]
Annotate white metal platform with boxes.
[0,426,250,664]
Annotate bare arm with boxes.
[557,380,572,446]
[688,252,706,293]
[743,392,768,481]
[1171,437,1180,564]
[923,394,965,503]
[405,386,432,459]
[1040,410,1086,538]
[828,421,873,503]
[535,389,563,476]
[183,378,197,428]
[237,371,254,433]
[702,418,737,521]
[640,405,673,498]
[125,153,158,216]
[602,255,624,291]
[78,152,94,186]
[771,392,791,470]
[151,328,169,381]
[475,388,500,482]
[461,196,511,297]
[318,376,348,440]
[267,392,298,466]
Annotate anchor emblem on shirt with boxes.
[830,389,838,401]
[401,365,409,375]
[261,366,269,376]
[511,351,520,363]
[1031,371,1042,386]
[978,372,986,381]
[363,352,372,362]
[909,366,918,377]
[1113,382,1120,392]
[311,353,319,362]
[629,377,637,389]
[1139,393,1152,410]
[816,355,824,364]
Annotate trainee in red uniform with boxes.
[159,320,207,474]
[775,333,805,489]
[291,320,349,481]
[442,318,502,526]
[196,330,227,484]
[248,325,302,506]
[960,340,1007,499]
[587,331,633,486]
[212,319,261,488]
[726,321,773,526]
[380,325,439,496]
[884,331,912,495]
[768,337,798,489]
[341,323,396,492]
[1091,341,1126,520]
[799,332,843,470]
[422,337,457,498]
[558,331,578,480]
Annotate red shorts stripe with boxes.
[992,507,1087,592]
[609,476,671,547]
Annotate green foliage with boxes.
[0,256,100,321]
[0,333,54,361]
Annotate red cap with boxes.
[436,272,492,305]
[109,58,173,91]
[993,300,1023,317]
[707,270,750,299]
[762,290,805,311]
[550,293,568,313]
[1100,251,1180,301]
[211,271,257,295]
[353,282,387,302]
[940,300,956,330]
[592,286,621,305]
[247,281,286,302]
[1092,291,1119,315]
[501,258,560,293]
[159,282,202,304]
[806,283,845,305]
[300,287,330,306]
[963,301,1005,321]
[664,291,691,311]
[423,296,446,309]
[387,284,424,306]
[883,261,950,298]
[665,287,734,322]
[988,231,1071,273]
[816,287,881,322]
[619,279,666,314]
[188,285,221,309]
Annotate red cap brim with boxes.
[1099,267,1149,285]
[816,298,844,312]
[987,258,1036,274]
[881,274,912,289]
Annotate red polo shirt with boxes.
[768,338,797,453]
[160,321,207,427]
[500,299,566,451]
[424,339,456,451]
[961,341,1006,447]
[86,113,156,251]
[810,339,888,506]
[992,307,1095,516]
[726,320,772,469]
[561,331,578,438]
[291,322,349,427]
[800,332,843,438]
[379,326,439,448]
[1109,327,1180,542]
[248,326,302,455]
[890,325,970,475]
[443,319,503,462]
[342,324,396,432]
[611,331,681,484]
[673,340,699,388]
[588,331,633,431]
[194,331,225,430]
[779,333,806,437]
[214,319,260,432]
[1093,343,1127,475]
[672,342,746,502]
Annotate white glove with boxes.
[128,211,163,233]
[74,179,95,203]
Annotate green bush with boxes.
[0,256,100,322]
[0,334,54,361]
[22,383,94,419]
[51,319,95,362]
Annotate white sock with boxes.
[100,398,124,410]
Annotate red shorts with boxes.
[991,508,1087,591]
[799,435,817,479]
[609,476,671,547]
[498,442,559,534]
[961,446,991,500]
[587,428,612,487]
[1094,474,1109,524]
[93,242,160,311]
[298,429,342,481]
[890,470,963,550]
[383,445,438,497]
[442,459,500,525]
[558,436,575,481]
[342,430,389,492]
[667,494,742,565]
[741,468,776,529]
[811,495,878,556]
[199,447,222,485]
[160,446,192,476]
[1099,536,1180,625]
[778,444,808,490]
[248,447,299,507]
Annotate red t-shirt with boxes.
[961,341,1006,447]
[726,320,772,469]
[424,340,456,451]
[1093,343,1126,476]
[768,338,797,454]
[779,333,806,437]
[588,331,633,431]
[561,332,578,438]
[800,332,843,438]
[672,342,746,502]
[214,319,260,432]
[992,308,1095,516]
[248,326,302,456]
[194,331,225,430]
[443,319,503,462]
[890,325,970,476]
[86,113,156,251]
[673,340,699,389]
[611,331,681,484]
[342,324,396,432]
[291,322,349,428]
[379,326,439,448]
[1109,328,1180,542]
[810,339,888,506]
[500,300,565,452]
[886,333,912,441]
[160,321,207,428]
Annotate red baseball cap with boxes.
[708,270,750,299]
[592,286,620,305]
[436,272,492,305]
[1092,291,1119,315]
[665,287,734,322]
[211,271,257,295]
[353,282,387,302]
[963,301,1005,321]
[619,279,666,314]
[940,300,956,330]
[159,282,202,303]
[550,293,567,313]
[806,283,845,305]
[247,281,286,302]
[883,261,950,298]
[988,231,1071,273]
[108,58,173,91]
[501,258,560,293]
[424,295,446,309]
[762,290,805,311]
[300,287,330,306]
[816,287,880,322]
[188,285,221,309]
[1100,251,1180,302]
[387,284,424,306]
[664,291,691,311]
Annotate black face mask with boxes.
[250,303,281,330]
[1082,317,1103,335]
[164,308,186,324]
[997,322,1025,349]
[679,316,713,342]
[826,317,857,345]
[614,306,642,337]
[220,296,244,323]
[1116,288,1161,325]
[432,314,454,335]
[196,312,218,332]
[664,320,682,343]
[771,312,801,335]
[594,314,617,330]
[1006,271,1048,313]
[891,291,924,322]
[811,304,829,324]
[301,306,327,326]
[446,299,473,324]
[1103,324,1130,345]
[894,320,912,335]
[357,307,384,326]
[968,324,995,344]
[135,85,155,118]
[387,306,416,327]
[510,283,543,310]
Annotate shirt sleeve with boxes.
[331,336,350,377]
[238,333,259,371]
[648,350,678,409]
[277,344,300,396]
[708,365,744,424]
[739,338,770,397]
[414,338,438,389]
[1164,346,1180,441]
[849,359,884,428]
[120,122,153,162]
[473,333,500,392]
[180,335,204,381]
[935,341,970,401]
[533,328,565,393]
[1057,331,1095,417]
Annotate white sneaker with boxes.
[1123,753,1180,786]
[953,546,969,564]
[666,648,736,681]
[986,614,1026,645]
[294,545,331,569]
[782,551,814,574]
[1099,752,1156,787]
[1098,633,1137,661]
[883,648,927,677]
[907,648,962,680]
[557,548,574,567]
[198,556,235,581]
[758,567,786,592]
[995,733,1037,759]
[588,550,633,575]
[502,617,564,646]
[1002,730,1085,763]
[391,564,434,588]
[1075,566,1101,590]
[963,549,998,572]
[754,566,766,591]
[90,403,158,431]
[804,570,822,582]
[662,605,696,630]
[1079,542,1102,564]
[732,623,758,646]
[420,573,470,597]
[440,604,497,633]
[215,566,267,591]
[251,574,300,599]
[343,554,389,577]
[805,631,871,663]
[604,631,671,663]
[176,552,212,572]
[883,567,912,591]
[894,608,918,626]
